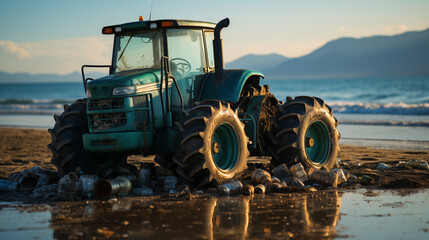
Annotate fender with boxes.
[199,69,265,103]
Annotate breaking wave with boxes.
[0,99,72,114]
[330,102,429,115]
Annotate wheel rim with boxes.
[212,123,239,171]
[305,121,330,164]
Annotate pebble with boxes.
[377,162,390,169]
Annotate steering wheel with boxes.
[170,58,192,75]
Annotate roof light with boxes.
[150,23,157,29]
[102,27,114,34]
[139,16,143,21]
[114,26,122,32]
[161,21,173,27]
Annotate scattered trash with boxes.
[359,175,375,185]
[377,162,390,170]
[77,175,99,199]
[95,177,132,199]
[0,179,22,192]
[289,163,308,182]
[287,177,305,187]
[251,169,272,185]
[58,172,78,201]
[8,171,38,189]
[218,180,243,196]
[162,176,178,192]
[36,174,50,188]
[271,164,291,181]
[268,182,284,193]
[242,184,254,196]
[254,184,266,194]
[138,163,152,188]
[31,184,57,198]
[342,169,351,179]
[330,168,347,184]
[396,160,429,170]
[307,168,338,188]
[271,177,281,183]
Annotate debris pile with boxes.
[1,158,428,200]
[217,162,358,196]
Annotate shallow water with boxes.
[0,190,428,239]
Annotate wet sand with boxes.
[1,127,428,189]
[1,127,429,239]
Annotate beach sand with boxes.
[1,127,428,189]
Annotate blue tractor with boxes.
[48,18,340,188]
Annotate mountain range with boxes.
[232,28,429,79]
[1,28,428,83]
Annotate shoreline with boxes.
[1,124,428,151]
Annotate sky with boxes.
[0,0,428,75]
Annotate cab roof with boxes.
[102,19,216,34]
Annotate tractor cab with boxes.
[109,21,216,107]
[86,19,217,109]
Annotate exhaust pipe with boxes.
[213,18,230,85]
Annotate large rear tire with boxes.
[269,96,340,170]
[48,99,127,176]
[173,100,249,188]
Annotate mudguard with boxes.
[199,70,264,103]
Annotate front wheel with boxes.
[173,100,249,188]
[269,96,340,170]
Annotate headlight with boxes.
[112,86,136,95]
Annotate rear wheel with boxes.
[173,100,249,188]
[48,99,128,176]
[269,96,340,170]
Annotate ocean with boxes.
[0,77,428,149]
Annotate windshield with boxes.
[112,30,164,73]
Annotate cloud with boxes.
[0,40,30,59]
[338,26,346,32]
[385,25,409,34]
[0,37,112,74]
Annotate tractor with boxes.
[48,18,340,188]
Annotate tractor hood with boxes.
[87,69,161,99]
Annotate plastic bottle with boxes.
[0,179,22,192]
[138,163,152,188]
[251,169,272,185]
[271,164,291,181]
[307,168,338,188]
[58,172,78,201]
[289,163,308,182]
[77,175,99,199]
[217,180,243,196]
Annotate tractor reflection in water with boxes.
[50,191,342,239]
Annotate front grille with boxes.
[133,95,148,108]
[88,98,124,111]
[89,112,126,130]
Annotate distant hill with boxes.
[265,28,429,79]
[226,53,289,71]
[0,71,105,84]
